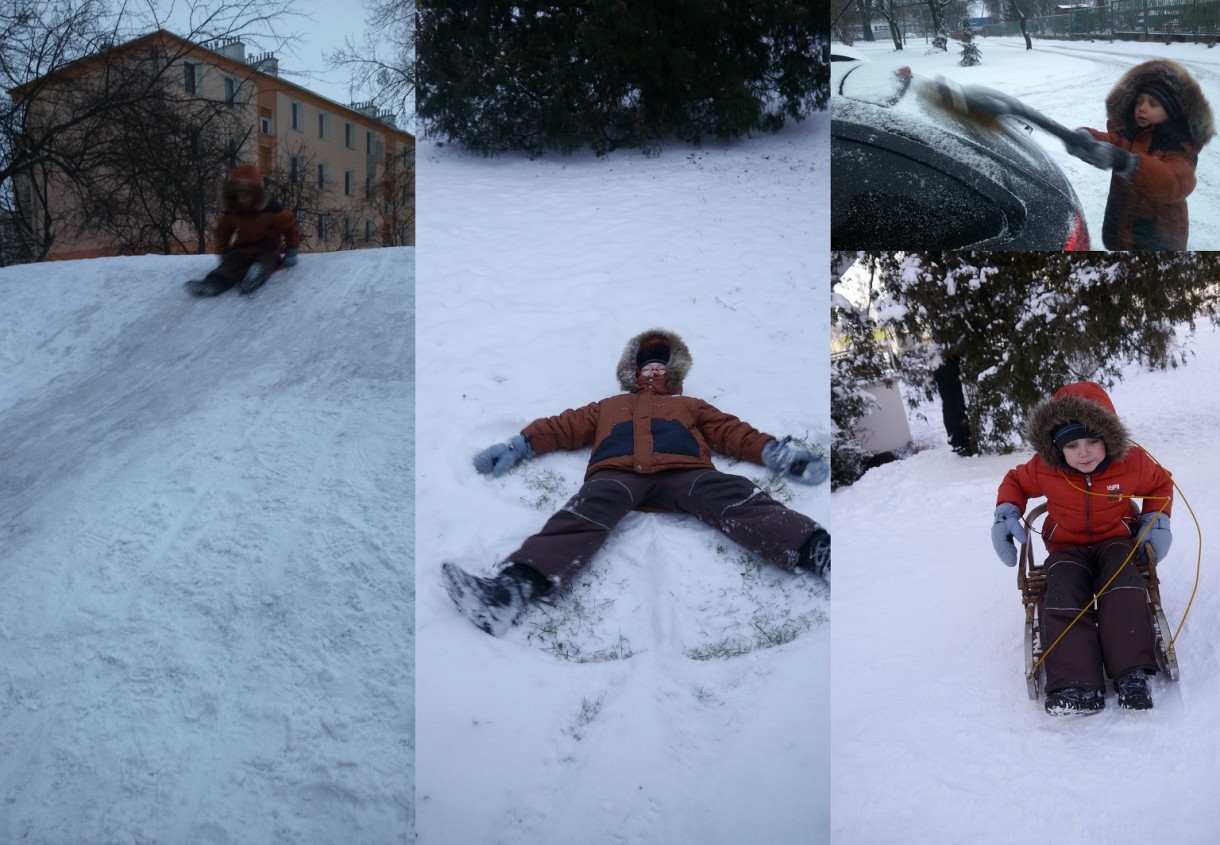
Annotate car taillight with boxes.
[1064,212,1090,250]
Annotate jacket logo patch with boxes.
[1106,483,1123,502]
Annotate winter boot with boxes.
[1115,670,1153,710]
[441,561,551,636]
[1044,687,1105,717]
[239,262,271,294]
[797,529,830,578]
[184,276,226,297]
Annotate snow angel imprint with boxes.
[442,327,831,637]
[991,382,1172,716]
[1068,59,1214,250]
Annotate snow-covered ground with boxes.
[0,249,415,843]
[839,35,1220,249]
[832,320,1220,843]
[415,115,831,843]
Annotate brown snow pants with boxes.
[505,467,822,589]
[1041,536,1158,693]
[204,241,280,292]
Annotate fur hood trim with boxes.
[1025,382,1130,470]
[1105,59,1214,148]
[220,163,270,212]
[615,328,692,393]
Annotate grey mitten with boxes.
[281,247,299,267]
[991,503,1028,568]
[762,437,829,485]
[1137,512,1172,563]
[473,434,533,477]
[1066,130,1139,178]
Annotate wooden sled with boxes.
[1017,503,1180,701]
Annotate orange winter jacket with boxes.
[997,448,1173,552]
[1086,122,1198,250]
[522,372,774,480]
[211,163,302,253]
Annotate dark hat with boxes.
[1137,82,1185,124]
[1051,420,1100,451]
[636,338,670,369]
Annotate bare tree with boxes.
[1,0,295,263]
[327,0,415,125]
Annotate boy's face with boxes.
[1062,437,1106,473]
[233,188,256,208]
[1134,92,1169,128]
[639,362,667,380]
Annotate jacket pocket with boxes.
[590,420,634,464]
[651,418,700,457]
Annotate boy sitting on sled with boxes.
[187,163,302,297]
[442,327,831,637]
[991,382,1172,716]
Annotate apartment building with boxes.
[9,29,414,260]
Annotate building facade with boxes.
[9,29,414,260]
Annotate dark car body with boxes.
[831,61,1089,250]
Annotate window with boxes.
[260,116,273,135]
[344,122,354,149]
[291,102,301,130]
[317,213,331,241]
[224,77,237,105]
[364,220,375,243]
[343,216,355,242]
[318,112,329,140]
[344,170,354,196]
[366,131,373,154]
[365,175,375,200]
[290,156,301,184]
[183,61,200,94]
[317,163,328,190]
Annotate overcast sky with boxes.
[156,0,380,110]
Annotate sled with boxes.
[1017,503,1180,701]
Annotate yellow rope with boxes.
[1025,440,1200,680]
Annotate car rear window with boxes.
[831,139,1009,249]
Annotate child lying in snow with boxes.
[442,327,830,636]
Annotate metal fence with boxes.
[986,0,1220,39]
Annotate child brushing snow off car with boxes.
[186,163,302,297]
[1067,59,1214,250]
[442,327,831,637]
[992,382,1172,716]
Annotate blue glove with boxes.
[1137,512,1171,563]
[991,503,1028,567]
[281,247,299,267]
[1066,130,1139,178]
[473,435,533,477]
[762,437,829,485]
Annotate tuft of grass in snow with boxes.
[685,545,827,661]
[523,564,636,663]
[565,694,605,742]
[517,467,571,511]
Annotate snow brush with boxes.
[916,76,1093,151]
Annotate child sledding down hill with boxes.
[442,327,831,637]
[186,163,302,297]
[1068,59,1214,250]
[991,382,1173,716]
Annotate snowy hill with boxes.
[0,249,415,843]
[832,322,1220,844]
[415,115,831,843]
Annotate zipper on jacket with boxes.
[1084,474,1092,539]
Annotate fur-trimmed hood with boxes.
[1025,382,1130,470]
[615,328,693,393]
[220,163,271,213]
[1105,59,1215,148]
